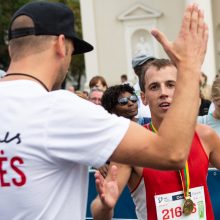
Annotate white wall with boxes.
[80,0,217,87]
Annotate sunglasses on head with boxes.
[118,95,138,105]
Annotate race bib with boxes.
[154,186,206,220]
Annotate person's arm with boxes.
[209,136,220,170]
[197,124,220,169]
[91,164,132,220]
[109,4,208,170]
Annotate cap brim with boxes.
[132,56,155,68]
[139,57,155,65]
[72,37,93,55]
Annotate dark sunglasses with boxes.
[118,95,138,106]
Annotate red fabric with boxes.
[143,132,214,220]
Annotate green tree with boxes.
[0,0,29,68]
[0,0,85,89]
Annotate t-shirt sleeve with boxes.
[45,92,130,168]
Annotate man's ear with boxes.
[140,91,148,106]
[55,35,66,57]
[8,45,12,58]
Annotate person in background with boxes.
[98,83,138,177]
[0,70,6,78]
[208,74,220,114]
[101,84,138,120]
[89,88,104,105]
[83,90,89,98]
[199,72,211,116]
[0,63,6,78]
[132,53,155,124]
[200,72,211,100]
[120,74,131,85]
[89,75,108,91]
[198,77,220,135]
[67,85,75,93]
[75,90,88,100]
[199,90,211,116]
[92,59,220,220]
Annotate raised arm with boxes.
[110,4,208,170]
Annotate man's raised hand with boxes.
[151,3,208,72]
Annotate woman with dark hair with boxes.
[101,84,138,120]
[98,84,138,177]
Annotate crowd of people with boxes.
[0,1,219,220]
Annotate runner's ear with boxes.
[140,91,148,106]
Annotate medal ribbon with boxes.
[149,122,157,133]
[149,122,190,199]
[179,161,190,199]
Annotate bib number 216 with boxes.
[162,204,196,219]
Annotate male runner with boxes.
[92,59,220,220]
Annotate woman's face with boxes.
[95,80,107,91]
[113,91,138,119]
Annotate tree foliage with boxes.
[0,0,30,67]
[0,0,85,89]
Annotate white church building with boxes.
[79,0,220,87]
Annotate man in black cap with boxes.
[0,2,208,220]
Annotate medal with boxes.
[183,197,194,215]
[179,161,194,215]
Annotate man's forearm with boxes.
[152,4,207,167]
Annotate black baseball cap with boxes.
[8,1,93,55]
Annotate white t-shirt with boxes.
[0,80,129,220]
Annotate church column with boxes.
[185,0,216,84]
[79,0,99,89]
